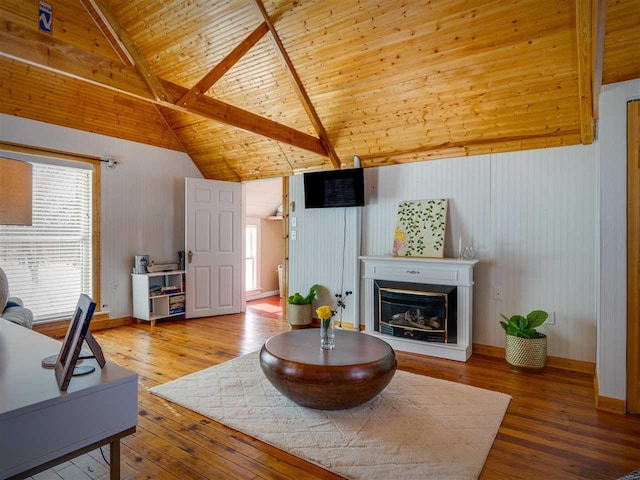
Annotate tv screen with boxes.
[304,168,365,208]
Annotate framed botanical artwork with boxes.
[393,198,448,258]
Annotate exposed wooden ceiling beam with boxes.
[592,0,607,120]
[163,81,326,156]
[0,23,327,158]
[78,0,133,66]
[250,0,341,170]
[84,0,173,103]
[576,0,595,144]
[176,22,270,108]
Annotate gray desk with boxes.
[0,319,138,479]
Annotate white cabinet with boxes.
[132,271,185,326]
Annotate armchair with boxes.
[0,266,34,329]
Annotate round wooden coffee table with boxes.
[259,329,396,410]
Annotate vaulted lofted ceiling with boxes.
[0,0,639,181]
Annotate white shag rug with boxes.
[149,352,511,480]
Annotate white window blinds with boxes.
[0,162,93,322]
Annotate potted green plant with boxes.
[499,310,548,372]
[287,284,319,329]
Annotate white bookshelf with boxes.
[132,271,185,327]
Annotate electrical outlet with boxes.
[111,281,119,292]
[545,311,556,325]
[493,287,503,301]
[291,230,297,241]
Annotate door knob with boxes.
[188,250,193,264]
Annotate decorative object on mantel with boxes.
[500,310,548,372]
[393,199,447,258]
[316,305,335,349]
[463,244,477,260]
[287,284,318,328]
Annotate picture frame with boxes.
[54,293,97,391]
[134,254,150,274]
[393,198,448,258]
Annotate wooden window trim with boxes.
[0,141,101,310]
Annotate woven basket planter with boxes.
[505,333,547,373]
[287,304,312,329]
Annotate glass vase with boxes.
[320,318,335,350]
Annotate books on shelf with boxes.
[160,285,181,295]
[169,294,185,314]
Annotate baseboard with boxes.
[594,371,627,414]
[472,343,596,375]
[34,312,135,339]
[246,290,280,301]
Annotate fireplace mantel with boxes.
[360,256,478,361]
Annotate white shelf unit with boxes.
[132,270,185,327]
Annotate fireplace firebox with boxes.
[374,280,457,344]
[361,256,477,361]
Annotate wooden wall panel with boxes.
[0,0,635,180]
[208,36,316,136]
[267,0,582,164]
[603,0,640,84]
[109,0,260,87]
[0,0,121,61]
[0,58,183,152]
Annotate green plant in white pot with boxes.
[287,284,319,329]
[499,310,548,372]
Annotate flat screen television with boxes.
[304,168,365,208]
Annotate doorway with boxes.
[243,177,285,318]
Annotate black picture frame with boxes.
[54,294,97,391]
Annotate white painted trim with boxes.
[246,290,279,301]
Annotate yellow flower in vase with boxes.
[316,305,333,320]
[316,305,336,349]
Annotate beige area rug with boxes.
[149,352,511,480]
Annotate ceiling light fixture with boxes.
[353,155,361,168]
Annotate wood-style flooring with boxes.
[81,302,640,480]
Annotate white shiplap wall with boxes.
[489,147,596,360]
[288,176,361,327]
[0,114,202,318]
[290,146,598,362]
[597,79,640,399]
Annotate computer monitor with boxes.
[54,294,100,391]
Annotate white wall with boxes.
[290,146,598,361]
[0,114,202,318]
[597,79,640,399]
[288,178,361,327]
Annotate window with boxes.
[0,161,93,322]
[245,224,258,291]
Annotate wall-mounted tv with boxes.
[304,168,365,208]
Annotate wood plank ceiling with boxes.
[0,0,639,181]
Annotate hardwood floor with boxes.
[87,307,640,480]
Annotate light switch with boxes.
[291,217,297,227]
[291,230,297,240]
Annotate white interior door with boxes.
[185,177,242,318]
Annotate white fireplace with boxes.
[360,256,478,362]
